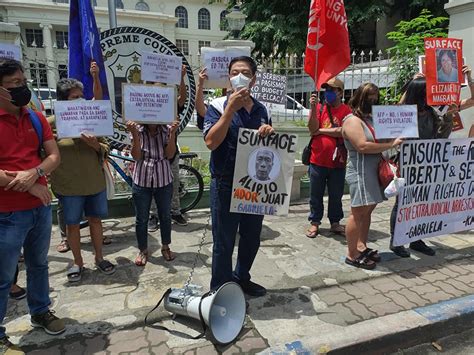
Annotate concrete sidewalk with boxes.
[4,197,474,354]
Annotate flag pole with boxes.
[314,17,321,97]
[108,0,117,29]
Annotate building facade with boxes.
[0,0,229,88]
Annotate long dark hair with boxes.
[349,82,379,119]
[400,77,429,112]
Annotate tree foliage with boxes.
[219,0,449,57]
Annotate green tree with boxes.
[384,9,448,103]
[219,0,449,57]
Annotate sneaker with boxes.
[410,240,436,256]
[9,286,26,300]
[238,280,267,297]
[390,245,411,258]
[148,215,159,232]
[172,214,188,226]
[31,310,65,335]
[0,336,24,355]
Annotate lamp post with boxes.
[226,4,247,39]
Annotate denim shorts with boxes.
[57,189,108,225]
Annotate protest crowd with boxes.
[1,0,474,354]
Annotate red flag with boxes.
[304,0,350,89]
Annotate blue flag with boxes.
[68,0,109,99]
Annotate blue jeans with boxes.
[308,164,345,225]
[132,183,173,251]
[210,178,264,290]
[0,206,52,338]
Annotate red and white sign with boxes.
[424,38,463,106]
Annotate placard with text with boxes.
[140,52,182,85]
[0,43,21,61]
[54,100,114,139]
[122,84,176,124]
[393,138,474,246]
[252,72,287,111]
[424,38,463,106]
[372,105,418,139]
[230,128,298,216]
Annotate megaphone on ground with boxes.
[164,282,246,344]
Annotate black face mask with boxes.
[7,85,32,107]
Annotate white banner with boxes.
[230,129,298,216]
[393,138,474,246]
[372,105,419,139]
[122,84,176,124]
[54,100,114,139]
[140,51,182,85]
[0,43,21,61]
[200,47,251,88]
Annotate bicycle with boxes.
[107,151,204,214]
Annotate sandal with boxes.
[330,223,346,236]
[67,265,83,282]
[96,259,116,275]
[345,254,376,270]
[305,225,319,238]
[161,247,176,261]
[102,236,112,245]
[57,240,70,253]
[361,248,381,262]
[135,251,148,266]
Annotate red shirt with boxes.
[0,108,54,212]
[310,103,351,168]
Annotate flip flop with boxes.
[67,265,83,283]
[305,225,319,238]
[57,240,70,253]
[161,247,175,261]
[96,259,116,275]
[135,251,148,266]
[330,224,346,236]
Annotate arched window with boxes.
[220,10,228,31]
[175,6,188,28]
[198,8,211,30]
[115,0,124,9]
[135,1,149,11]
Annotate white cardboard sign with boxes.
[372,105,419,139]
[122,84,176,124]
[0,43,21,61]
[140,51,182,85]
[200,47,251,88]
[54,100,114,139]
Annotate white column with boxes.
[445,0,474,138]
[40,23,57,89]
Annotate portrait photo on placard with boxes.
[436,49,459,83]
[247,148,281,183]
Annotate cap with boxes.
[322,77,344,91]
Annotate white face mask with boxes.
[230,73,252,90]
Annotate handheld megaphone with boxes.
[164,282,246,344]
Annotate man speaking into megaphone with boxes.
[203,56,273,297]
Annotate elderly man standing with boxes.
[204,56,273,297]
[0,58,64,354]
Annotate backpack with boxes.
[27,108,44,156]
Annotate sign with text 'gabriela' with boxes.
[372,105,418,139]
[54,100,114,139]
[252,72,287,111]
[231,129,298,216]
[140,51,182,85]
[424,38,463,106]
[393,138,474,246]
[122,84,176,124]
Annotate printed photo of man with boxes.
[436,49,459,83]
[253,149,274,182]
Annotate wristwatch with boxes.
[36,167,45,177]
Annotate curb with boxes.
[259,294,474,355]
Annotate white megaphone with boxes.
[163,282,246,344]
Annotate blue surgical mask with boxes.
[325,90,337,104]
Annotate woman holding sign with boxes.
[342,83,403,270]
[126,120,179,265]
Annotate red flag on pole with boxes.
[304,0,350,89]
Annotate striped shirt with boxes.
[132,125,173,188]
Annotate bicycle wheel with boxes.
[178,164,204,213]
